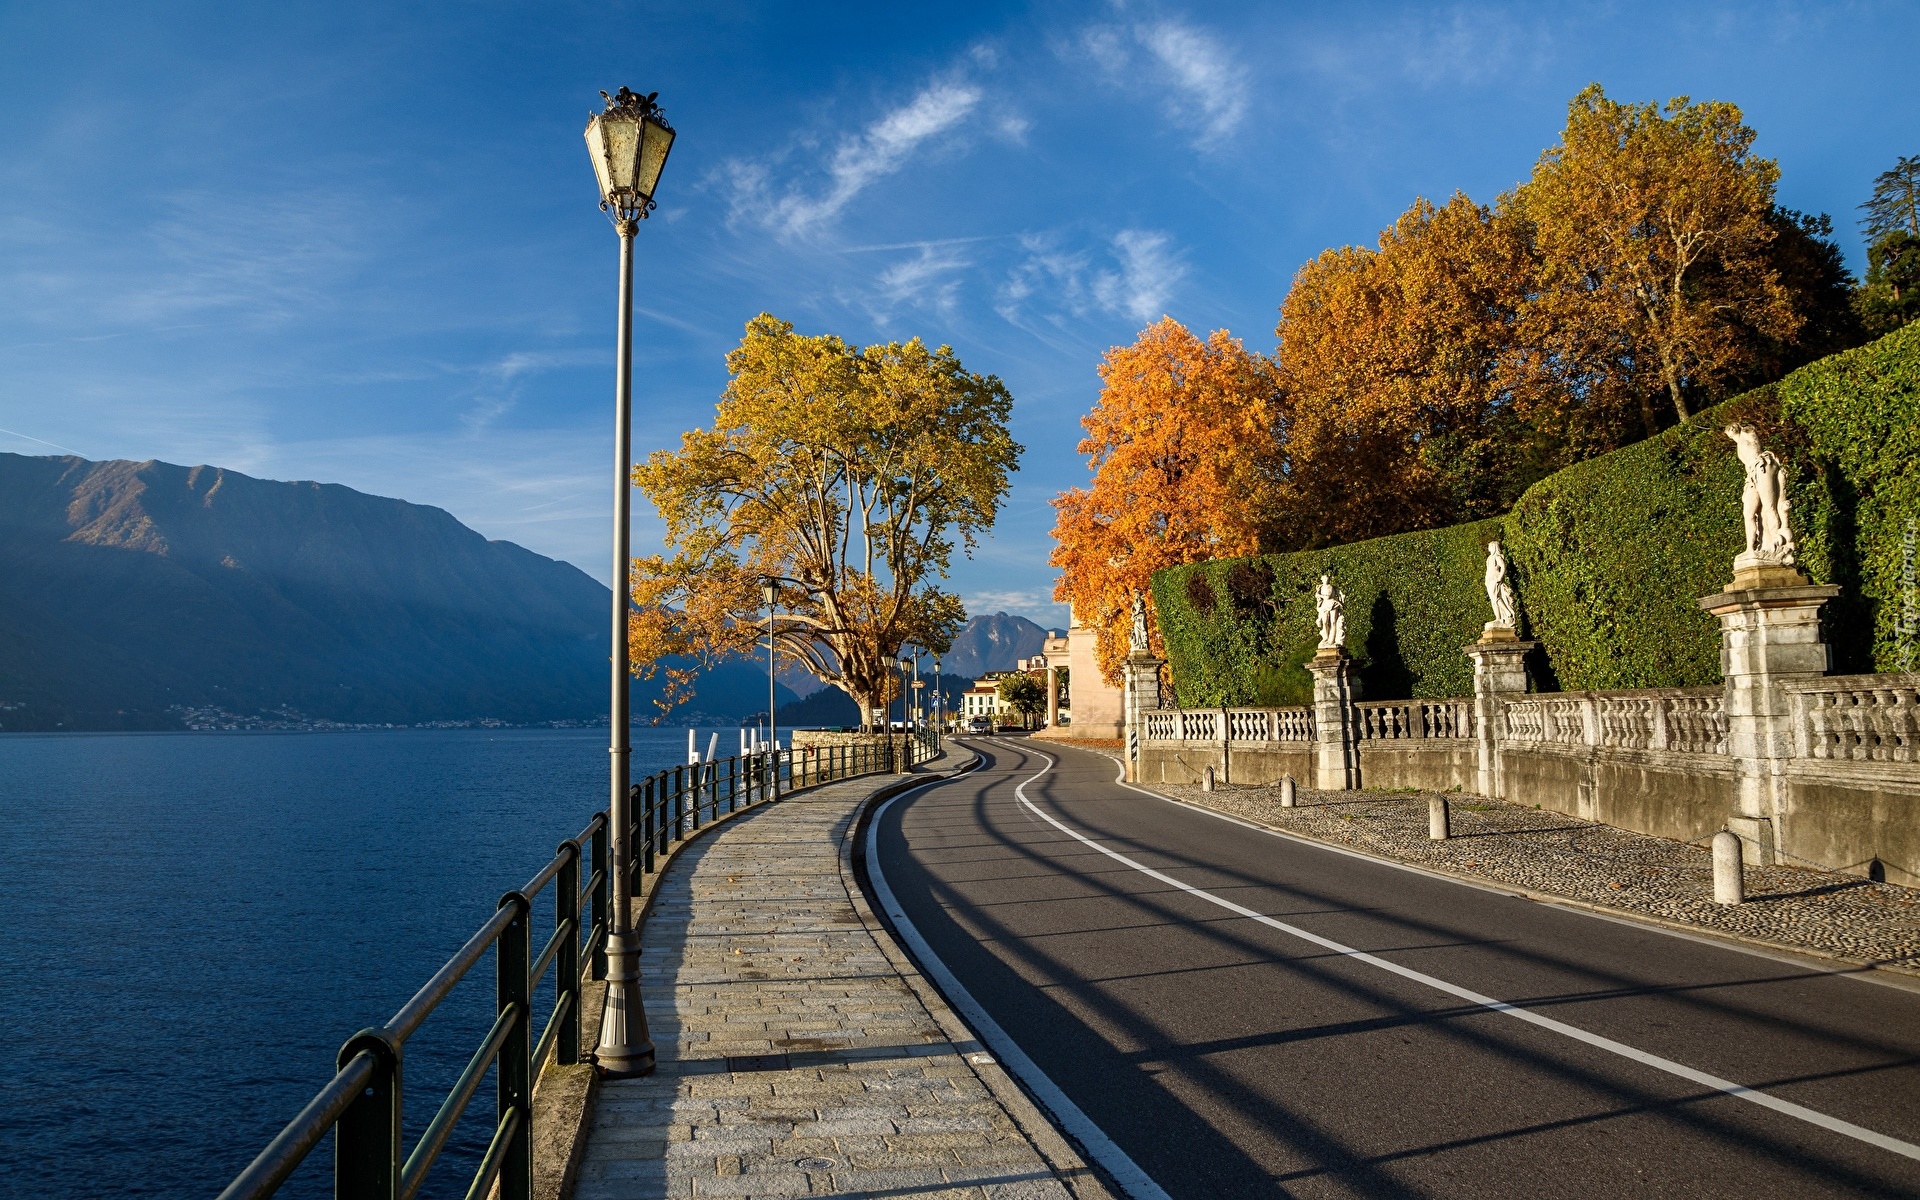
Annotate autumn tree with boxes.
[1272,193,1537,549]
[630,314,1021,724]
[1050,318,1279,682]
[1512,85,1800,435]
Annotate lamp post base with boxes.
[595,931,657,1078]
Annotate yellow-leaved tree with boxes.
[1050,318,1279,683]
[1514,84,1800,435]
[630,314,1022,724]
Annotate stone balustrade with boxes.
[1129,632,1916,886]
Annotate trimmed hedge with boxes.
[1155,323,1920,704]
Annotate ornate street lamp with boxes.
[584,85,675,1080]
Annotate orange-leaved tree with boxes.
[629,314,1021,723]
[1050,318,1280,683]
[1273,193,1537,550]
[1513,84,1799,435]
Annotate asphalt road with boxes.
[865,736,1920,1199]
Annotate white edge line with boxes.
[866,781,1176,1200]
[999,740,1920,1164]
[1056,740,1920,994]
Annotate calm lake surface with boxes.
[0,726,746,1198]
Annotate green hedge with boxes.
[1155,323,1920,704]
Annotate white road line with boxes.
[996,740,1920,1164]
[867,781,1174,1200]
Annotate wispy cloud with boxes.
[999,228,1184,327]
[1076,19,1250,146]
[963,588,1066,623]
[870,243,971,319]
[726,78,983,237]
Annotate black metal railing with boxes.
[218,726,939,1200]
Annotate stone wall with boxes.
[1130,634,1920,887]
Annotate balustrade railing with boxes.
[1354,699,1474,740]
[1787,673,1920,763]
[219,727,936,1200]
[1501,689,1725,754]
[1141,705,1314,743]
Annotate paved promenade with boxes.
[574,757,1101,1200]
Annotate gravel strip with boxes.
[1053,742,1920,973]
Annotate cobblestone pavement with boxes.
[575,764,1080,1200]
[1145,776,1920,974]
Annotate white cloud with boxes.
[963,589,1067,625]
[728,78,982,237]
[872,243,971,316]
[997,228,1184,328]
[1075,19,1250,146]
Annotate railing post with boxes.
[641,779,655,875]
[557,839,582,1066]
[591,816,608,981]
[496,891,533,1200]
[672,765,685,841]
[691,760,703,830]
[334,1029,401,1200]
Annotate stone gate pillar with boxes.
[1306,648,1359,790]
[1699,566,1837,865]
[1124,652,1164,783]
[1464,634,1536,800]
[1045,665,1060,729]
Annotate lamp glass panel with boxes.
[597,111,642,195]
[583,120,617,203]
[636,117,675,200]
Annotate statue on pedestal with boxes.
[1128,591,1150,656]
[1314,574,1346,652]
[1483,540,1518,636]
[1726,423,1797,571]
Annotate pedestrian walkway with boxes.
[574,759,1097,1200]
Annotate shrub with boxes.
[1153,323,1920,702]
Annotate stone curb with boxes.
[533,762,925,1200]
[840,756,1126,1200]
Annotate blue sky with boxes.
[1,2,1914,626]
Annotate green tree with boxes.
[997,673,1046,728]
[1860,155,1920,241]
[1856,231,1920,336]
[630,314,1022,724]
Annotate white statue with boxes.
[1128,591,1150,654]
[1483,540,1518,630]
[1725,423,1796,569]
[1314,574,1346,651]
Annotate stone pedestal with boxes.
[1307,649,1359,790]
[1699,572,1838,865]
[1464,633,1536,800]
[1123,653,1165,783]
[1045,665,1060,729]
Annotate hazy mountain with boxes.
[0,454,793,731]
[941,612,1053,679]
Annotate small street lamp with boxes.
[584,84,675,1080]
[933,657,942,731]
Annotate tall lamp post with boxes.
[933,657,941,732]
[584,85,674,1080]
[763,578,778,795]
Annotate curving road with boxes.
[864,736,1920,1199]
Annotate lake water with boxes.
[0,727,747,1198]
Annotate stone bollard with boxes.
[1202,765,1215,792]
[1279,776,1296,807]
[1713,830,1745,904]
[1429,795,1450,841]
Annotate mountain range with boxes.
[0,454,793,731]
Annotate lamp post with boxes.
[584,85,674,1080]
[763,578,778,796]
[933,657,942,732]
